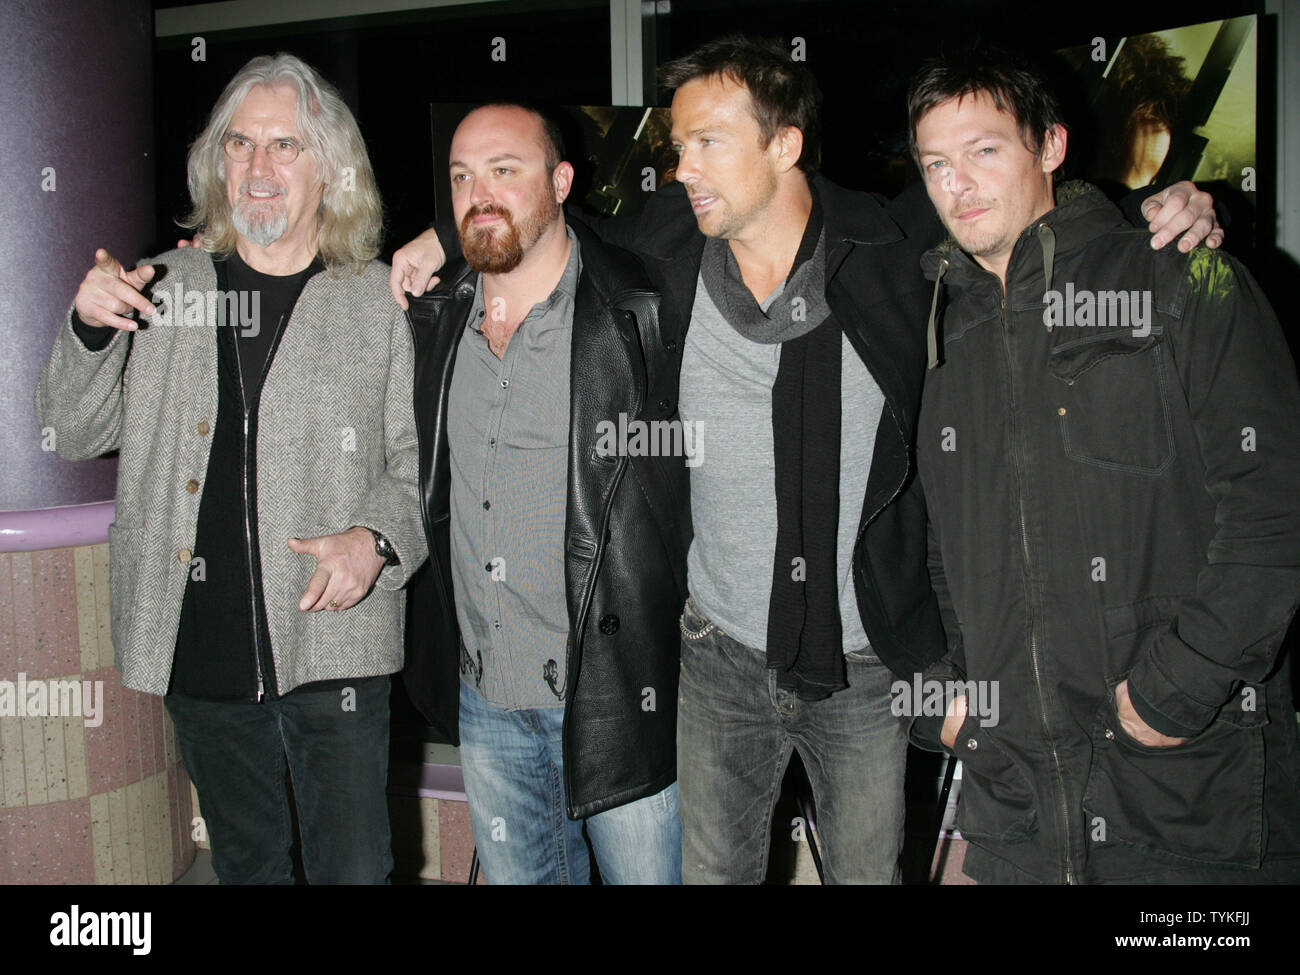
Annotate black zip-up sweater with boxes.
[168,253,322,699]
[76,251,321,700]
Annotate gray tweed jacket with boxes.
[35,246,427,696]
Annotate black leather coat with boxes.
[402,220,689,818]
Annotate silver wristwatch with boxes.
[356,525,399,565]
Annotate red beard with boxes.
[459,204,526,273]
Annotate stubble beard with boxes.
[946,200,1011,261]
[698,202,738,240]
[693,168,778,242]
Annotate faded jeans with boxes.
[458,678,681,884]
[677,599,907,884]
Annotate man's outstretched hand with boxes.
[73,249,157,331]
[388,227,447,309]
[290,527,386,612]
[1140,180,1225,252]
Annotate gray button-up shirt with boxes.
[448,227,581,710]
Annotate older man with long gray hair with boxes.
[36,53,425,884]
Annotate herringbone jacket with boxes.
[35,247,426,696]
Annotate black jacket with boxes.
[915,183,1300,883]
[582,175,949,680]
[403,220,690,818]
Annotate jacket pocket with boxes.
[844,649,882,664]
[1081,691,1266,867]
[106,524,142,654]
[1100,595,1184,679]
[1047,334,1175,476]
[952,719,1039,845]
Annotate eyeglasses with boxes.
[222,135,304,164]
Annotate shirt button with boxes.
[485,563,492,572]
[489,438,496,447]
[500,379,510,389]
[965,738,978,751]
[185,479,200,494]
[1058,407,1067,416]
[197,421,211,435]
[177,548,192,563]
[482,500,491,510]
[493,620,501,630]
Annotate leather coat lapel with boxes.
[564,258,645,631]
[406,264,474,527]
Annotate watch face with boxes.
[372,532,395,563]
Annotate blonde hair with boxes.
[183,53,382,275]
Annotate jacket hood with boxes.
[919,181,1128,367]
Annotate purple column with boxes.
[2,0,154,514]
[0,1,194,887]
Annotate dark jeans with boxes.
[165,676,393,884]
[677,599,907,884]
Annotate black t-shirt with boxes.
[225,249,315,408]
[75,251,379,701]
[168,250,321,700]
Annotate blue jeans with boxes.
[164,676,393,884]
[677,600,907,884]
[458,679,681,884]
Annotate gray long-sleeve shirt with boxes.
[448,228,581,710]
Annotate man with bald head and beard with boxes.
[401,103,688,884]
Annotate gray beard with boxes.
[233,205,288,248]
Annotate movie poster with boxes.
[1058,16,1256,200]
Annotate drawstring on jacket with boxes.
[925,221,1052,364]
[926,257,949,369]
[1037,222,1056,298]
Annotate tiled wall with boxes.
[0,544,195,883]
[1,542,970,886]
